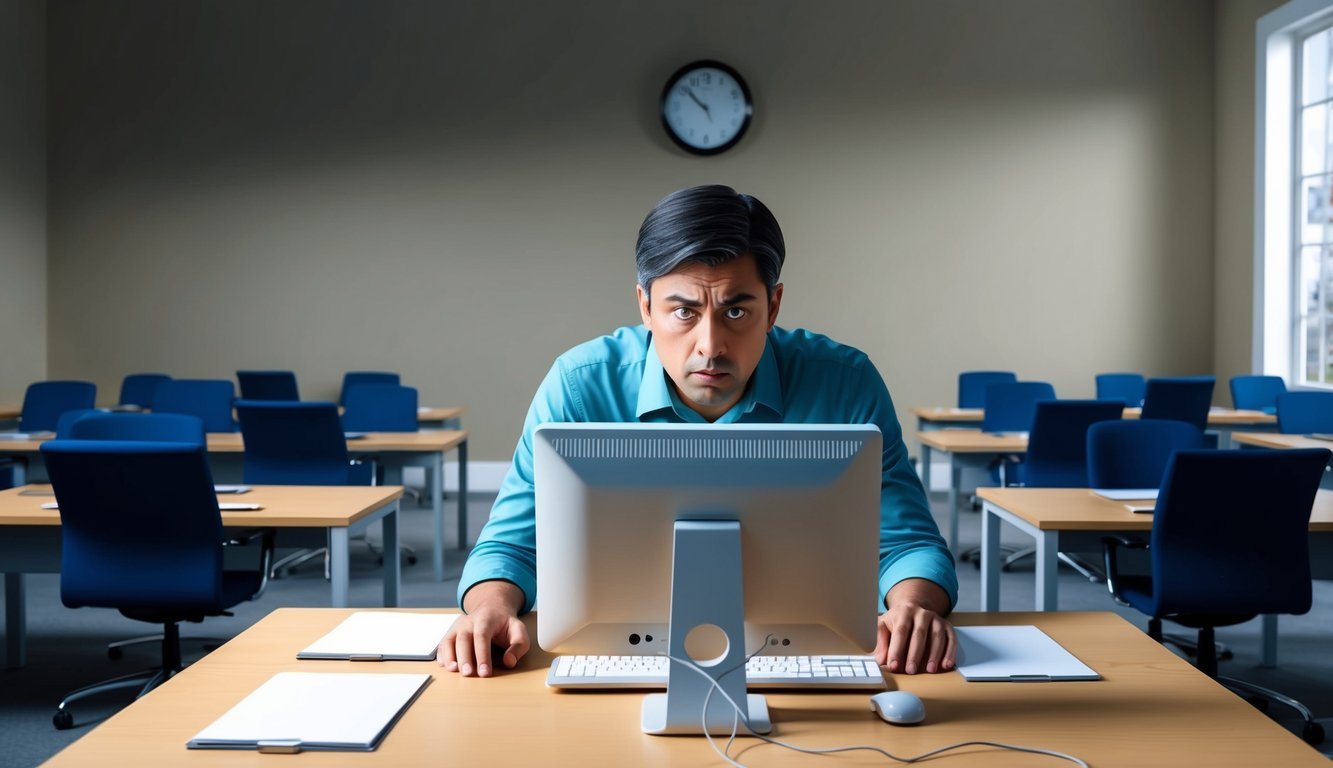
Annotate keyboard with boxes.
[546,654,886,690]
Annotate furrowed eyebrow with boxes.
[662,294,703,307]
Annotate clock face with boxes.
[660,61,753,155]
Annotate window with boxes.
[1257,0,1333,387]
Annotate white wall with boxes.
[46,0,1217,460]
[0,0,46,404]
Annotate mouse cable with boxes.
[663,651,1091,768]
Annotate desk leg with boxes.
[5,573,24,669]
[919,442,932,490]
[1035,531,1059,611]
[383,501,401,607]
[330,528,350,608]
[432,453,446,582]
[456,439,469,550]
[948,461,961,557]
[980,504,1001,611]
[1261,614,1278,668]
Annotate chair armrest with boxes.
[223,528,276,600]
[1101,535,1148,606]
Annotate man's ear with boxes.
[636,284,652,328]
[766,283,784,331]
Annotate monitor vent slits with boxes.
[552,437,861,460]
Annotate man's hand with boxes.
[438,581,530,677]
[875,578,955,675]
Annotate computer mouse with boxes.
[870,690,926,725]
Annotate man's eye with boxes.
[725,307,747,320]
[672,307,694,320]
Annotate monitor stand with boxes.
[641,520,773,736]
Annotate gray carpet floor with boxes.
[3,490,1331,766]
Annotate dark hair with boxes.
[634,185,785,299]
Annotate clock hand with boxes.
[683,87,713,121]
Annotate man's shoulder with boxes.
[555,325,651,373]
[770,326,872,368]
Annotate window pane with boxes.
[1307,322,1322,383]
[1304,28,1332,106]
[1304,104,1330,175]
[1302,246,1322,316]
[1300,175,1333,244]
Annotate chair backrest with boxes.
[1140,376,1215,432]
[63,412,206,444]
[1276,391,1333,434]
[1148,448,1329,617]
[118,373,171,409]
[40,440,227,610]
[957,371,1017,409]
[1022,400,1125,487]
[152,379,237,433]
[19,381,97,432]
[1229,375,1286,413]
[1086,419,1208,489]
[235,400,353,485]
[980,381,1056,433]
[54,409,100,438]
[340,371,401,406]
[341,383,419,433]
[236,370,301,401]
[1094,373,1145,406]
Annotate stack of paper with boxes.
[955,626,1100,681]
[297,612,458,661]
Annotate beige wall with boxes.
[47,0,1218,460]
[1214,0,1287,390]
[0,0,46,405]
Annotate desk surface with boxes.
[0,403,18,420]
[975,486,1333,533]
[1232,432,1333,451]
[0,430,467,454]
[916,429,1027,453]
[912,406,1276,427]
[45,608,1327,767]
[0,484,404,528]
[417,405,463,422]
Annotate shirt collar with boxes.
[636,333,785,423]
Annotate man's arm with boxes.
[438,580,529,677]
[875,577,955,674]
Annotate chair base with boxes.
[53,668,169,730]
[107,633,223,660]
[270,547,330,579]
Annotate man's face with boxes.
[636,254,783,422]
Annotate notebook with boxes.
[297,612,459,661]
[1091,488,1159,501]
[954,626,1100,681]
[187,672,429,752]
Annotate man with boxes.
[441,185,958,678]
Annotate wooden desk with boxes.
[913,405,1276,430]
[1232,432,1333,450]
[975,486,1333,666]
[0,430,467,582]
[915,430,1027,553]
[0,484,404,669]
[44,608,1328,767]
[417,405,464,428]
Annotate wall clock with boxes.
[660,60,753,155]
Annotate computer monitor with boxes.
[534,422,882,735]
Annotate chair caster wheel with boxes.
[53,709,73,730]
[1302,721,1325,746]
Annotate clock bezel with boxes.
[659,59,753,156]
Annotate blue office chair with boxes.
[1140,376,1215,433]
[236,370,300,401]
[1087,419,1208,489]
[41,440,272,730]
[18,380,97,432]
[1275,391,1333,434]
[998,400,1124,579]
[980,381,1056,435]
[341,383,419,433]
[235,401,383,575]
[1094,372,1145,406]
[61,411,206,444]
[151,379,237,433]
[957,371,1017,409]
[1102,448,1330,745]
[116,373,171,411]
[340,371,401,407]
[1229,375,1286,414]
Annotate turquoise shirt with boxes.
[458,325,958,612]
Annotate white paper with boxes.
[214,485,251,494]
[0,431,53,440]
[298,612,458,660]
[955,626,1100,681]
[189,671,429,750]
[1091,488,1159,501]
